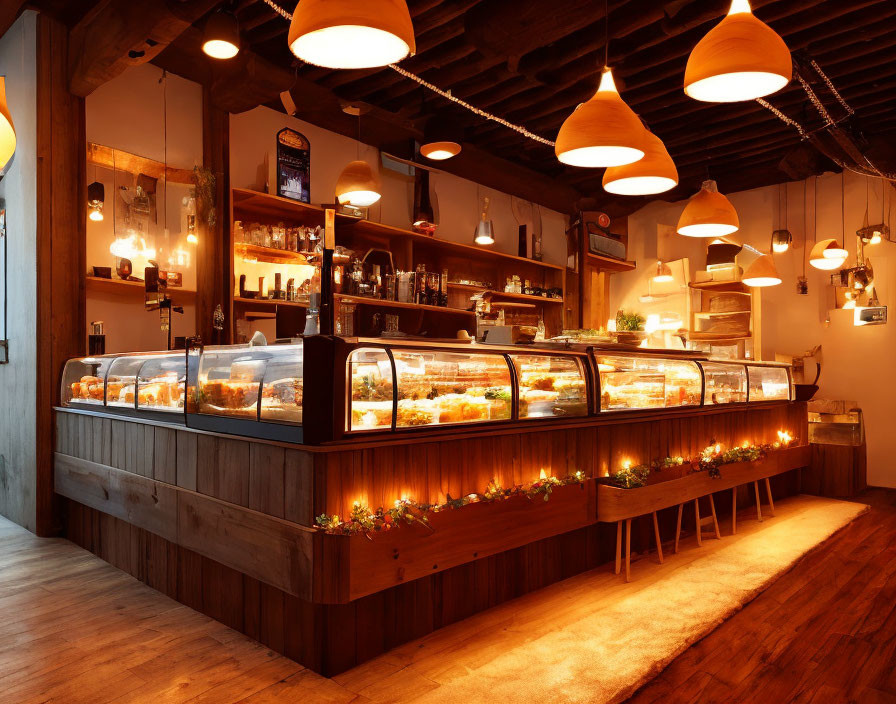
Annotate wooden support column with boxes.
[36,13,86,535]
[197,86,229,344]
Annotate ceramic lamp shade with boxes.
[556,69,646,168]
[677,180,739,237]
[684,0,792,103]
[335,160,382,207]
[603,129,678,195]
[0,77,16,171]
[809,239,847,270]
[288,0,415,69]
[742,254,782,287]
[202,11,240,59]
[653,261,674,283]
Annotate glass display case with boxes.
[61,354,120,406]
[392,350,513,428]
[136,354,187,413]
[747,364,791,402]
[700,361,747,405]
[596,355,702,411]
[349,348,394,431]
[193,343,303,424]
[511,354,588,418]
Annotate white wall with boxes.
[229,106,569,267]
[85,63,202,352]
[615,171,895,487]
[0,11,38,530]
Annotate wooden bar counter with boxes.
[54,338,808,675]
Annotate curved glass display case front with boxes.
[511,354,588,418]
[61,354,120,406]
[137,354,187,413]
[392,350,513,428]
[747,364,791,402]
[597,355,702,411]
[700,361,747,405]
[349,348,394,432]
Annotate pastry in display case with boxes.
[747,364,791,401]
[62,354,120,406]
[700,361,747,404]
[511,354,588,418]
[349,348,394,431]
[597,355,702,411]
[135,354,186,412]
[260,350,303,424]
[392,350,513,428]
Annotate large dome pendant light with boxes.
[0,76,16,171]
[677,180,739,238]
[556,2,645,168]
[603,129,678,196]
[336,108,382,208]
[288,0,416,70]
[684,0,792,103]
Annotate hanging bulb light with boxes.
[653,261,674,283]
[809,239,847,270]
[474,195,494,246]
[684,0,791,103]
[288,0,416,69]
[87,181,105,222]
[202,9,241,59]
[603,129,678,196]
[771,229,792,253]
[420,115,462,161]
[677,180,739,237]
[742,254,782,287]
[556,68,646,168]
[335,160,381,207]
[0,76,16,171]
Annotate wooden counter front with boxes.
[54,401,808,675]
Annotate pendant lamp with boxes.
[335,160,381,207]
[0,77,16,171]
[742,254,781,287]
[603,129,678,195]
[202,9,240,59]
[474,195,494,246]
[556,69,645,168]
[87,181,105,222]
[288,0,416,69]
[420,115,462,161]
[653,261,674,283]
[771,229,792,253]
[684,0,791,103]
[677,180,739,237]
[809,239,847,270]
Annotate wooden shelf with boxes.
[586,252,636,272]
[334,294,476,316]
[234,242,316,266]
[684,331,752,341]
[232,188,328,223]
[447,282,563,305]
[86,276,196,299]
[233,296,308,309]
[347,219,565,271]
[688,280,751,293]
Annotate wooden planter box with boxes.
[597,444,810,522]
[324,479,597,602]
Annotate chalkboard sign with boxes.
[277,127,310,203]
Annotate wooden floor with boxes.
[0,490,893,703]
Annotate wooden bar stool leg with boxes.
[615,521,622,575]
[764,477,776,516]
[754,481,763,522]
[708,494,721,539]
[625,518,632,583]
[675,504,683,554]
[652,511,664,564]
[694,499,702,546]
[732,488,738,535]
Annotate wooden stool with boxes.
[614,511,664,583]
[675,494,721,552]
[732,479,776,534]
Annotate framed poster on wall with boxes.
[276,128,310,203]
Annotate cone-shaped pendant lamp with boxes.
[742,254,781,287]
[653,261,674,283]
[556,69,645,168]
[677,180,739,237]
[335,160,381,207]
[202,10,240,59]
[603,129,678,195]
[809,239,847,270]
[0,77,16,171]
[684,0,791,103]
[288,0,415,69]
